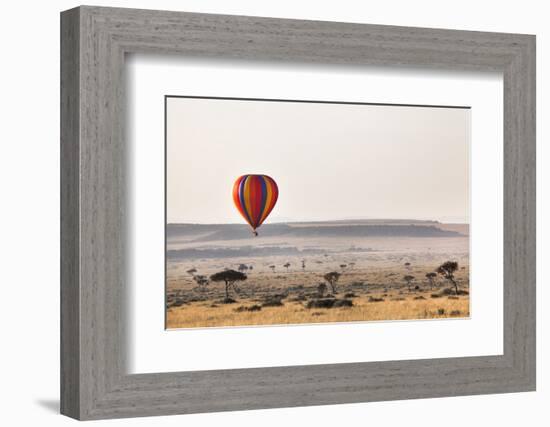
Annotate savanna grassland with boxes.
[166,220,470,329]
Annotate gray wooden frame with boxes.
[61,5,536,420]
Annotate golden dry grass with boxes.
[166,292,469,329]
[166,233,470,329]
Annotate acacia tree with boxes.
[193,274,209,288]
[269,265,276,273]
[209,269,247,301]
[301,259,306,271]
[283,262,291,272]
[237,263,249,273]
[186,267,197,276]
[425,272,437,290]
[436,261,459,295]
[317,283,327,297]
[340,264,347,271]
[403,275,415,291]
[324,271,341,294]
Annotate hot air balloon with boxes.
[233,174,278,236]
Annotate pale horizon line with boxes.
[167,217,470,226]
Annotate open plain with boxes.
[166,220,470,329]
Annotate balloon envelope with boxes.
[233,174,278,233]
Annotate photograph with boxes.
[165,96,471,329]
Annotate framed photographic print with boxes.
[165,96,472,329]
[61,6,535,420]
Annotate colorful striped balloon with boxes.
[233,174,278,236]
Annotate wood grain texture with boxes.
[60,7,80,419]
[60,6,536,420]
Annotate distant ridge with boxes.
[168,218,441,227]
[167,245,327,260]
[167,221,464,243]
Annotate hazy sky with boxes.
[167,97,470,224]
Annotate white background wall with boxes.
[0,0,546,425]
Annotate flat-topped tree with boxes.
[403,275,415,291]
[425,272,437,290]
[283,262,291,272]
[436,261,459,295]
[210,269,247,301]
[186,267,197,276]
[237,264,249,273]
[324,271,341,294]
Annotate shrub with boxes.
[437,308,445,315]
[271,293,288,300]
[235,305,262,312]
[368,296,385,302]
[333,299,353,308]
[440,288,469,296]
[413,295,426,300]
[262,297,284,307]
[344,292,357,298]
[306,298,353,309]
[306,299,335,309]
